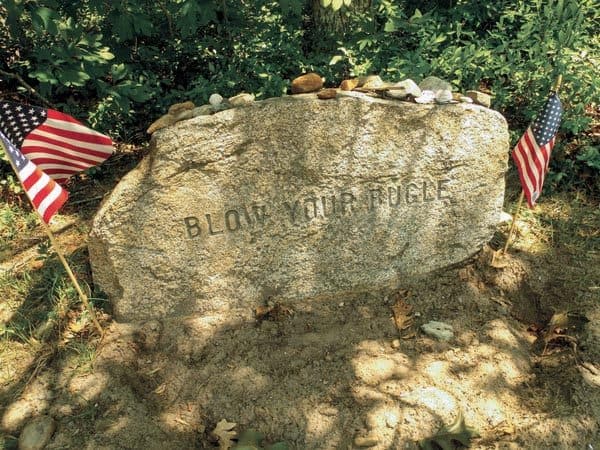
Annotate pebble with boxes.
[387,79,421,99]
[192,105,213,117]
[391,339,401,349]
[173,109,194,122]
[168,101,194,115]
[291,73,323,94]
[421,321,454,341]
[340,78,359,91]
[359,75,384,89]
[209,93,223,106]
[414,90,435,104]
[465,90,491,108]
[18,416,55,450]
[317,88,338,100]
[459,96,473,103]
[147,114,176,134]
[419,76,452,93]
[435,89,454,103]
[499,211,512,223]
[228,93,255,106]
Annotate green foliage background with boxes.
[1,0,599,195]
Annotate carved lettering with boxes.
[340,192,356,214]
[405,182,419,204]
[284,200,300,224]
[182,177,455,238]
[252,204,268,224]
[369,188,383,210]
[206,214,224,235]
[225,209,241,232]
[437,179,451,200]
[184,216,201,238]
[422,181,436,202]
[388,186,401,207]
[321,196,336,217]
[304,198,318,220]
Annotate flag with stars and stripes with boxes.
[0,101,113,185]
[511,92,563,208]
[1,130,68,223]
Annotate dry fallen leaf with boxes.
[212,419,237,450]
[255,302,293,322]
[391,290,414,337]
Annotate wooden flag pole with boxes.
[0,140,104,336]
[502,190,525,254]
[38,222,104,336]
[500,74,563,257]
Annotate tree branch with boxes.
[0,68,55,109]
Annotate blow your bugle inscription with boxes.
[183,177,451,239]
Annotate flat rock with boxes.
[89,94,509,322]
[387,79,421,99]
[229,93,255,106]
[317,88,338,100]
[168,101,194,115]
[147,114,176,134]
[421,321,454,341]
[466,90,492,108]
[18,416,55,450]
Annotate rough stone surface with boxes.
[18,416,55,450]
[89,94,509,322]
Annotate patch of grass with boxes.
[0,204,39,260]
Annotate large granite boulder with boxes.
[89,94,509,322]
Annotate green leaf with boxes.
[384,19,398,32]
[58,69,91,87]
[329,55,344,65]
[321,0,332,7]
[331,0,343,11]
[30,70,58,84]
[32,7,58,35]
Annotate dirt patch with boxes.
[1,174,599,449]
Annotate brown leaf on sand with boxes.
[255,302,293,322]
[212,419,237,450]
[391,290,414,337]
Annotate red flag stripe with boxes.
[40,187,68,223]
[27,158,91,172]
[24,127,113,156]
[45,111,113,144]
[22,140,111,163]
[36,121,113,149]
[512,149,535,207]
[522,130,545,187]
[18,160,68,224]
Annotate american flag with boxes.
[0,101,113,184]
[1,130,68,223]
[512,93,562,208]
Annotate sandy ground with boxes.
[1,238,598,449]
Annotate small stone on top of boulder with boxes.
[291,72,324,94]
